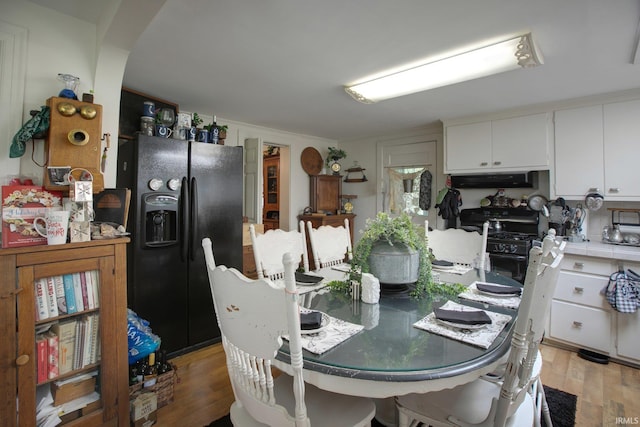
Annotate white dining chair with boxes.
[426,220,490,269]
[395,231,564,427]
[250,221,310,280]
[201,238,376,427]
[306,219,353,270]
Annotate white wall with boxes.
[339,124,444,243]
[1,0,97,185]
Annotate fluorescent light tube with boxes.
[345,33,543,104]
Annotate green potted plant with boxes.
[191,112,203,129]
[329,212,464,299]
[326,147,347,175]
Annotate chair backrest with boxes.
[202,237,310,426]
[426,221,489,268]
[250,221,309,279]
[491,230,564,426]
[306,219,353,270]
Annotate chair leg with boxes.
[537,379,553,427]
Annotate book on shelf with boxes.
[35,278,49,321]
[53,275,67,315]
[72,273,84,312]
[84,272,95,309]
[90,270,100,308]
[82,316,92,367]
[62,274,77,314]
[79,272,90,310]
[73,321,84,370]
[52,319,77,375]
[89,314,100,364]
[43,277,59,318]
[36,334,48,384]
[46,331,59,379]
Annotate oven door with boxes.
[489,253,528,284]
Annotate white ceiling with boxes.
[31,0,640,141]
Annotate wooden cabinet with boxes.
[444,113,551,173]
[309,174,342,214]
[546,253,640,366]
[0,239,130,427]
[263,155,280,230]
[554,99,640,200]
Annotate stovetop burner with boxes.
[489,232,538,241]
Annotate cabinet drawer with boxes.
[562,254,615,276]
[549,300,611,352]
[617,310,640,362]
[555,271,609,309]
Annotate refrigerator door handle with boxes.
[189,176,198,261]
[180,176,189,262]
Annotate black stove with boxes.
[460,208,540,283]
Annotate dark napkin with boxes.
[476,282,522,295]
[300,311,323,330]
[432,260,454,267]
[434,307,492,325]
[295,272,323,284]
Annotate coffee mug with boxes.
[197,129,208,142]
[155,125,173,138]
[187,127,197,142]
[175,127,188,140]
[34,210,70,245]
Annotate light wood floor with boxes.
[154,342,640,427]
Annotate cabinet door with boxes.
[617,311,640,362]
[491,113,550,170]
[549,300,612,352]
[14,242,128,427]
[444,121,492,172]
[604,99,640,198]
[554,105,605,197]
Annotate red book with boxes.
[36,334,48,384]
[47,332,59,379]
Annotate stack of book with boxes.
[35,271,100,321]
[37,314,100,383]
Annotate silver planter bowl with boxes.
[368,240,419,286]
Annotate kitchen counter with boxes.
[562,239,640,262]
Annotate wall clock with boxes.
[331,161,342,174]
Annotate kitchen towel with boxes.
[458,282,522,309]
[413,300,512,349]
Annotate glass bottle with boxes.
[210,115,219,144]
[143,352,157,387]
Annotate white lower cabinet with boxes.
[549,300,612,353]
[617,311,640,361]
[547,253,640,366]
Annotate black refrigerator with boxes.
[117,135,243,356]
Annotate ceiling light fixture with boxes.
[345,33,543,104]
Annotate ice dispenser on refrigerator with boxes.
[142,193,178,246]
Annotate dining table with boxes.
[273,266,523,424]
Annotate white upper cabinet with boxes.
[445,121,492,171]
[603,99,640,198]
[554,99,640,200]
[553,105,604,197]
[445,113,551,174]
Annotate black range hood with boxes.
[451,171,536,189]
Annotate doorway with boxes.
[243,139,290,230]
